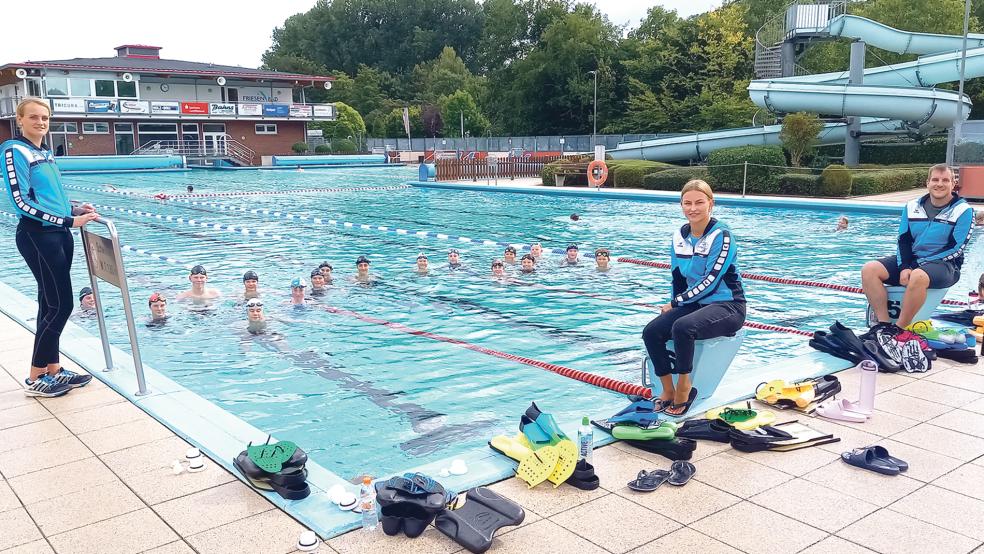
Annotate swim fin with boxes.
[489,434,558,489]
[520,402,578,487]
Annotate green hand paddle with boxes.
[246,438,298,473]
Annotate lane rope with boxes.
[65,183,410,199]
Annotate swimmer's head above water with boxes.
[503,246,517,263]
[310,268,326,289]
[594,248,611,270]
[79,287,95,310]
[242,270,259,292]
[356,256,371,275]
[318,261,333,280]
[189,265,208,287]
[520,253,536,273]
[416,253,428,272]
[530,242,543,258]
[491,259,505,277]
[448,248,460,265]
[565,243,579,262]
[245,298,265,323]
[148,292,168,320]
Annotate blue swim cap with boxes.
[291,277,307,288]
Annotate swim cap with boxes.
[504,246,517,254]
[245,298,263,309]
[492,259,504,268]
[417,253,428,260]
[148,292,165,306]
[190,265,207,276]
[595,248,611,258]
[291,277,307,289]
[310,268,322,277]
[318,261,333,270]
[79,287,93,301]
[566,244,579,252]
[531,242,542,248]
[570,213,580,221]
[448,248,459,255]
[356,256,371,265]
[243,270,258,282]
[521,254,536,262]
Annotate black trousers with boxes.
[15,222,74,368]
[642,301,746,376]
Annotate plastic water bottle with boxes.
[577,416,593,465]
[360,476,378,531]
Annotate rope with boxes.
[616,257,968,307]
[65,184,410,199]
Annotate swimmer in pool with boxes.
[530,242,544,261]
[491,259,506,278]
[595,248,611,271]
[242,270,260,299]
[416,253,429,275]
[148,292,169,324]
[245,298,267,334]
[355,256,372,283]
[78,287,96,314]
[561,244,579,266]
[289,277,307,306]
[520,253,536,274]
[836,216,849,231]
[503,246,518,265]
[570,213,580,221]
[175,265,221,302]
[186,185,194,194]
[448,249,462,270]
[318,261,334,283]
[310,269,327,295]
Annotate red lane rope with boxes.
[616,257,968,307]
[321,305,653,399]
[158,185,410,199]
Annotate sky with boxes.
[3,1,723,70]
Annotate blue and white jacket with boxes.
[670,218,745,307]
[896,193,973,270]
[2,136,73,229]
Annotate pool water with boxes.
[0,166,980,479]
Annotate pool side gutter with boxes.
[407,181,905,215]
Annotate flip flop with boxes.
[666,461,696,486]
[870,445,908,472]
[626,469,670,492]
[663,387,698,417]
[841,447,901,476]
[815,398,868,423]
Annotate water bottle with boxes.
[360,476,378,531]
[577,416,593,465]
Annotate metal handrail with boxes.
[754,0,849,78]
[131,136,255,165]
[80,216,148,395]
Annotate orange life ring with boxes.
[587,160,608,187]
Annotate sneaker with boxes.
[51,368,93,388]
[24,375,71,398]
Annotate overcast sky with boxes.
[4,0,723,69]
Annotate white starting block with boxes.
[866,285,951,327]
[642,330,745,402]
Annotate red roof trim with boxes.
[115,44,163,50]
[2,62,333,82]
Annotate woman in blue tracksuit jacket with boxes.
[2,98,99,397]
[642,180,746,416]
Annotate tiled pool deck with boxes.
[3,310,984,554]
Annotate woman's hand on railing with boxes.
[72,203,96,216]
[72,212,100,227]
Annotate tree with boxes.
[412,47,487,103]
[309,102,367,146]
[421,105,444,136]
[439,90,490,136]
[381,106,424,137]
[779,112,824,166]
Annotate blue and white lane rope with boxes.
[67,184,569,255]
[88,203,292,242]
[0,211,193,269]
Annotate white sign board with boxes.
[119,100,149,114]
[52,98,85,113]
[312,104,335,119]
[238,103,263,116]
[594,145,605,162]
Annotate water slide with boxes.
[611,14,984,162]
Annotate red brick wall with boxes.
[225,120,306,163]
[0,121,12,143]
[71,122,116,156]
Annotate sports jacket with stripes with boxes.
[897,193,973,269]
[2,136,73,229]
[670,218,745,307]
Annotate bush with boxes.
[541,159,588,186]
[780,112,824,167]
[775,173,821,196]
[607,160,675,188]
[641,167,712,191]
[707,146,786,193]
[850,169,926,195]
[314,144,331,154]
[820,165,853,197]
[291,142,309,154]
[816,137,948,165]
[332,138,358,153]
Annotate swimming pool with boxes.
[0,167,980,482]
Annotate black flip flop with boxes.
[626,469,669,492]
[667,461,696,486]
[841,447,900,476]
[870,445,908,472]
[663,387,698,417]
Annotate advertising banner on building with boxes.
[312,104,335,119]
[181,102,209,115]
[289,104,313,118]
[52,98,85,113]
[209,103,236,116]
[119,100,150,114]
[151,101,180,114]
[86,99,118,113]
[238,103,262,116]
[262,104,290,117]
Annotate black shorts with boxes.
[877,256,960,289]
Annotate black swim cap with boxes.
[79,287,93,301]
[356,256,371,265]
[566,244,579,252]
[521,254,536,262]
[448,248,459,255]
[504,246,517,254]
[310,268,322,277]
[243,270,258,282]
[190,265,207,276]
[318,261,333,270]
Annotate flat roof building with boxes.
[0,45,336,165]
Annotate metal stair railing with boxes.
[222,134,256,166]
[130,137,255,166]
[754,0,849,79]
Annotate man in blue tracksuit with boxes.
[862,164,974,329]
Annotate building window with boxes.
[44,78,69,97]
[255,124,278,135]
[26,79,41,97]
[137,123,178,147]
[50,122,78,133]
[117,81,137,98]
[94,80,116,97]
[69,78,92,97]
[82,122,109,134]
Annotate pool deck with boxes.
[3,310,984,554]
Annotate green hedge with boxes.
[541,160,588,186]
[815,137,947,165]
[607,160,674,188]
[820,165,853,197]
[291,142,309,154]
[314,144,331,154]
[332,138,358,153]
[851,169,926,195]
[641,167,712,191]
[774,173,821,196]
[707,146,786,193]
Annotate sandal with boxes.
[841,446,901,476]
[626,469,670,492]
[663,387,698,417]
[667,461,696,486]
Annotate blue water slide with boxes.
[612,14,981,162]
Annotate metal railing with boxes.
[754,0,849,78]
[366,134,687,154]
[80,217,149,395]
[131,134,255,166]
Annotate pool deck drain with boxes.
[2,311,984,553]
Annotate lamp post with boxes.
[587,70,598,147]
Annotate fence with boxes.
[366,133,686,153]
[436,155,577,181]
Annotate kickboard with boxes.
[435,487,525,553]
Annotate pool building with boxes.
[0,45,337,165]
